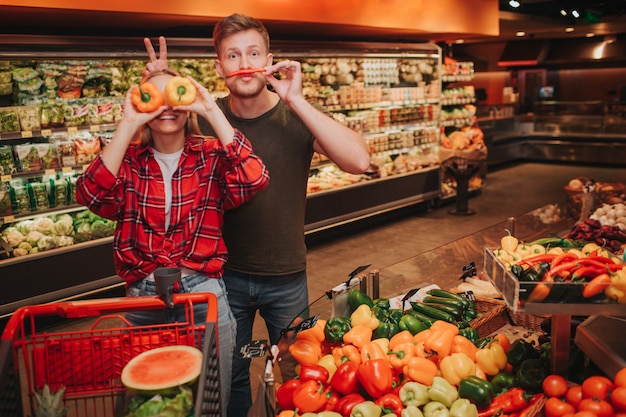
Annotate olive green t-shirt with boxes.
[199,96,315,275]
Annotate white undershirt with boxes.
[152,148,183,231]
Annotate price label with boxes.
[41,129,52,137]
[21,131,33,138]
[62,166,73,173]
[1,174,11,182]
[67,127,78,135]
[90,125,100,132]
[45,169,56,176]
[3,215,15,224]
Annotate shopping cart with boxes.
[0,293,220,417]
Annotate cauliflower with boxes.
[57,235,74,247]
[34,217,55,235]
[4,230,25,247]
[54,213,74,225]
[26,231,45,246]
[74,222,92,243]
[16,219,36,235]
[52,220,74,236]
[91,219,116,239]
[1,226,19,237]
[37,235,58,251]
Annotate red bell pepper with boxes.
[324,388,340,411]
[335,392,366,417]
[299,363,330,384]
[276,378,301,411]
[330,360,360,395]
[357,357,393,398]
[292,380,328,413]
[375,392,404,417]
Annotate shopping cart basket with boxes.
[0,293,220,417]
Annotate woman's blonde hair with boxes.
[137,69,204,147]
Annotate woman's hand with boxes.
[122,86,166,128]
[168,76,218,117]
[142,36,169,80]
[265,60,304,105]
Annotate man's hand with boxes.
[265,60,304,105]
[142,36,169,80]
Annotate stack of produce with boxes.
[276,288,551,417]
[493,231,626,305]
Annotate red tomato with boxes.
[578,398,615,417]
[566,385,583,409]
[612,386,626,412]
[615,368,626,388]
[544,374,569,397]
[582,375,614,401]
[545,397,577,417]
[575,412,600,417]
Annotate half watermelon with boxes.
[121,345,203,396]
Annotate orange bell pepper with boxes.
[277,410,301,417]
[388,342,415,373]
[297,318,327,344]
[402,356,438,385]
[131,82,165,112]
[332,344,361,367]
[360,340,388,362]
[342,324,372,349]
[424,320,458,358]
[389,330,415,350]
[451,334,479,361]
[289,338,323,366]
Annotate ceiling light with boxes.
[565,27,575,33]
[509,0,520,8]
[516,31,526,37]
[560,9,567,16]
[572,9,580,18]
[586,33,595,37]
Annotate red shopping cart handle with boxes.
[2,293,217,340]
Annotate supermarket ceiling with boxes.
[0,1,624,45]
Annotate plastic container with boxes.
[0,294,221,417]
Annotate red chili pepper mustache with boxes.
[227,68,266,78]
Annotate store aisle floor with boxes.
[248,161,626,395]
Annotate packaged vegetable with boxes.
[17,106,41,131]
[0,108,20,132]
[41,101,65,128]
[53,135,77,167]
[0,82,12,96]
[29,181,50,211]
[63,98,90,126]
[14,144,43,172]
[0,145,17,175]
[0,71,11,84]
[36,143,61,169]
[74,133,101,164]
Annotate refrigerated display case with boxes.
[0,35,445,322]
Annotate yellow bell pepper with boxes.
[606,268,626,303]
[439,352,476,386]
[350,304,380,330]
[371,337,390,353]
[317,354,338,379]
[475,342,508,376]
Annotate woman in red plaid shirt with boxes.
[76,70,269,415]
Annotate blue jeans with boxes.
[223,269,309,417]
[126,273,235,417]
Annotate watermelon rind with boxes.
[121,345,203,396]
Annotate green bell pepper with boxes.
[399,314,428,336]
[373,298,391,309]
[389,309,404,325]
[423,401,450,417]
[372,305,391,322]
[516,358,547,394]
[449,398,478,417]
[374,320,400,339]
[490,371,517,395]
[401,405,425,417]
[428,376,459,408]
[539,342,551,367]
[399,381,430,407]
[351,400,382,417]
[348,289,374,311]
[459,327,479,344]
[458,376,494,409]
[506,339,539,370]
[324,317,352,343]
